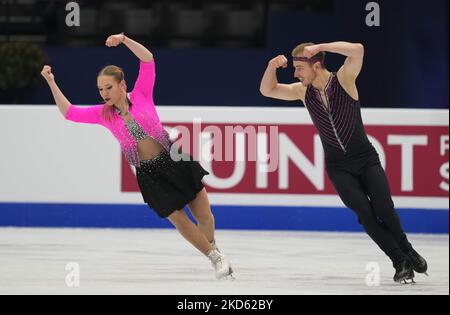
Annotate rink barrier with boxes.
[0,106,448,233]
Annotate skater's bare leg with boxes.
[168,209,213,255]
[187,188,233,278]
[187,188,216,243]
[168,209,233,279]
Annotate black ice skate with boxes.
[407,249,428,276]
[393,260,415,284]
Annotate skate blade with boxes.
[218,268,235,281]
[217,274,235,281]
[226,274,236,281]
[395,274,416,284]
[397,277,416,285]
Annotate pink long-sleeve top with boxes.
[64,59,172,168]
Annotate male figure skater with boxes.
[260,41,428,283]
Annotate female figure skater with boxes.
[41,33,233,280]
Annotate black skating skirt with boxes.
[135,148,210,218]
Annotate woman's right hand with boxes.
[105,33,126,47]
[41,65,55,83]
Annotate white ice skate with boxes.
[206,249,234,280]
[211,239,220,252]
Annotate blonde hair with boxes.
[292,42,326,67]
[97,65,129,122]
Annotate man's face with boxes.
[293,56,318,86]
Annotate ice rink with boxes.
[0,228,447,295]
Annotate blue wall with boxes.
[8,0,448,109]
[0,203,448,234]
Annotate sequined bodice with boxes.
[125,117,149,141]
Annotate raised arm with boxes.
[105,33,155,100]
[41,65,103,124]
[105,33,153,62]
[304,41,364,81]
[41,65,70,117]
[260,55,305,102]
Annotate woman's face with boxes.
[97,75,126,106]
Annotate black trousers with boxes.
[327,153,413,265]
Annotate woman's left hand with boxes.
[105,33,126,47]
